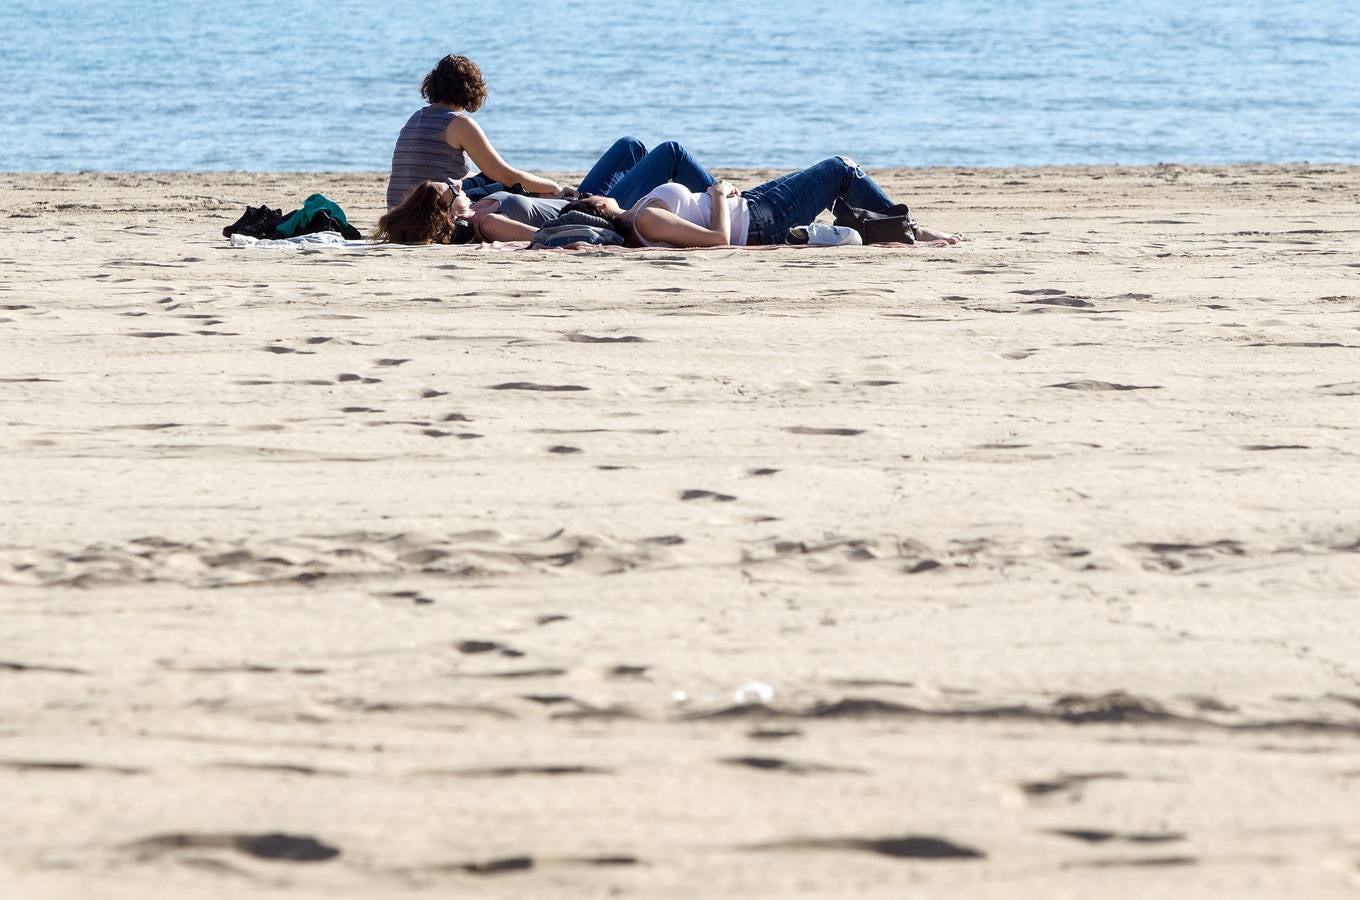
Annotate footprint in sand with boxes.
[564,333,648,343]
[1,659,88,674]
[681,489,736,502]
[489,382,589,391]
[749,834,984,861]
[748,727,803,741]
[1046,381,1162,392]
[1011,771,1128,806]
[376,590,435,606]
[1021,297,1093,308]
[123,832,340,863]
[1046,829,1185,845]
[456,854,638,876]
[720,755,865,775]
[784,426,865,436]
[457,667,568,679]
[456,640,523,657]
[425,765,610,778]
[0,760,143,775]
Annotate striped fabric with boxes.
[385,106,472,210]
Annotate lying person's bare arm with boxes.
[473,211,536,242]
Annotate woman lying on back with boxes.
[567,144,961,248]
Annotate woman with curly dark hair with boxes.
[387,54,568,210]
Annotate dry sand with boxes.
[2,164,1359,898]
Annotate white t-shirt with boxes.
[625,182,750,247]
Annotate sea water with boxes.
[2,0,1357,171]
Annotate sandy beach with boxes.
[2,164,1359,898]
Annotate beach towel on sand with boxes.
[229,232,373,249]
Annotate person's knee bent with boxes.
[611,135,646,155]
[808,156,858,193]
[823,155,861,175]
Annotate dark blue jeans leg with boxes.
[576,137,647,197]
[460,173,505,201]
[743,157,897,243]
[603,140,716,209]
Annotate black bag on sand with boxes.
[833,198,917,245]
[223,204,283,239]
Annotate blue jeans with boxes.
[743,157,897,245]
[461,136,658,202]
[579,139,716,209]
[578,137,647,198]
[459,172,505,202]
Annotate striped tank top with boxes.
[386,106,472,210]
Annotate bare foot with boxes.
[914,225,963,244]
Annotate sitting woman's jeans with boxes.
[459,172,507,202]
[465,138,718,211]
[459,135,663,203]
[578,139,716,209]
[743,157,897,245]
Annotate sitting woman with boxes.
[567,150,961,248]
[377,140,724,245]
[387,54,577,210]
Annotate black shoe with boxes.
[223,204,283,239]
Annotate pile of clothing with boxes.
[222,194,362,241]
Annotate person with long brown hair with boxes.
[372,180,535,245]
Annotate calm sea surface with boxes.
[2,0,1358,171]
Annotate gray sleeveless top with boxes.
[386,106,471,210]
